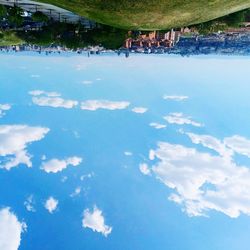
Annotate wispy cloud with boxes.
[163,95,189,101]
[70,187,81,197]
[131,107,148,114]
[81,100,130,111]
[24,195,36,212]
[164,113,202,127]
[124,151,133,156]
[224,135,250,158]
[30,74,40,78]
[82,80,93,85]
[0,104,11,118]
[149,122,166,129]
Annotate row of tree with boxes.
[0,4,49,27]
[193,8,250,34]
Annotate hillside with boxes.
[36,0,250,30]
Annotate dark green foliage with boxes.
[0,5,7,18]
[32,11,49,22]
[8,6,23,27]
[17,22,127,49]
[193,8,250,33]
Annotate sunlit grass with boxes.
[36,0,250,30]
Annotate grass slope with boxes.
[36,0,250,30]
[0,31,24,46]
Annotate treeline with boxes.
[193,8,250,34]
[17,23,127,49]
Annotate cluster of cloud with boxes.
[0,207,26,250]
[41,156,82,173]
[30,90,132,112]
[163,95,189,101]
[29,90,78,109]
[81,100,130,111]
[82,206,112,237]
[45,197,58,213]
[148,132,250,218]
[0,125,49,170]
[149,122,166,129]
[131,107,148,114]
[164,113,202,127]
[0,104,11,118]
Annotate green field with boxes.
[36,0,250,30]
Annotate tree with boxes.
[8,6,24,27]
[222,10,247,27]
[32,11,49,23]
[0,5,7,19]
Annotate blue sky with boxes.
[1,52,250,250]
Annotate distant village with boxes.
[123,28,192,51]
[120,25,250,55]
[2,28,250,57]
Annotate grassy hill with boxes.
[36,0,250,30]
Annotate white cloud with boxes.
[149,122,166,129]
[41,156,82,173]
[164,113,202,127]
[29,90,60,97]
[61,176,68,182]
[149,150,155,160]
[70,187,81,197]
[30,74,40,78]
[32,96,78,109]
[0,207,27,250]
[82,80,93,85]
[29,90,44,96]
[187,132,232,157]
[131,107,148,114]
[45,197,58,213]
[80,100,130,111]
[139,163,151,175]
[163,95,189,101]
[29,90,77,109]
[80,172,94,181]
[0,104,11,118]
[24,195,35,212]
[149,132,250,218]
[0,125,49,170]
[82,206,112,237]
[224,135,250,158]
[124,151,133,156]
